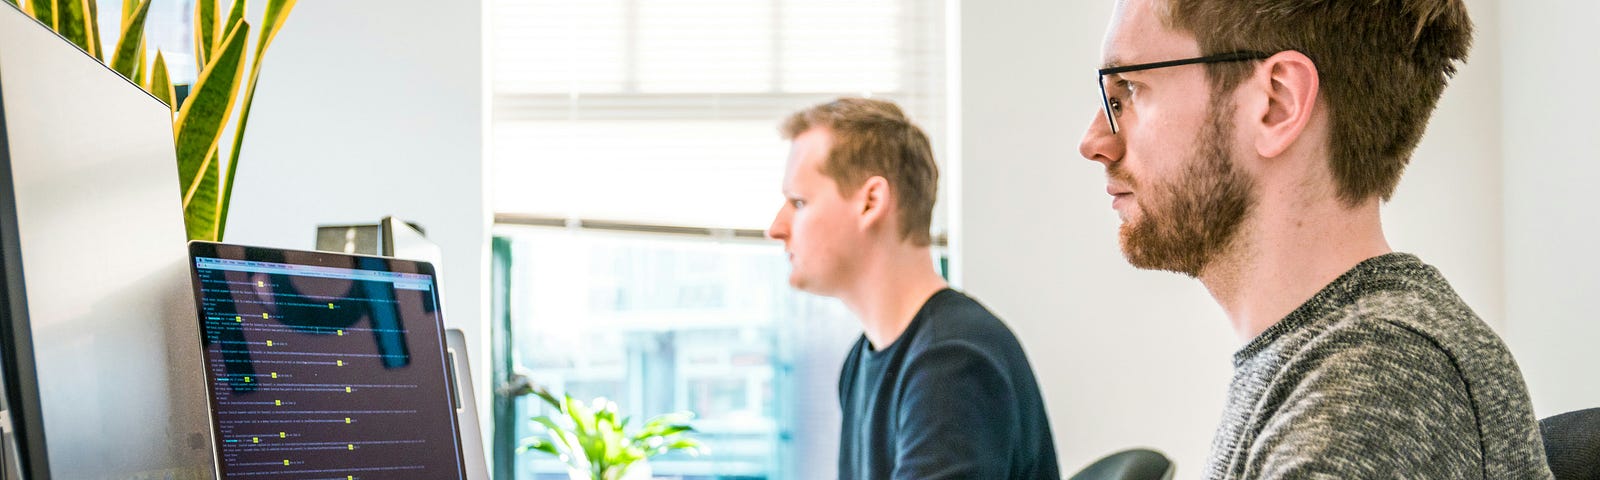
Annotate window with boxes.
[488,1,947,478]
[495,228,864,479]
[93,0,201,85]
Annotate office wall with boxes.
[1502,1,1600,417]
[221,0,492,439]
[952,0,1506,473]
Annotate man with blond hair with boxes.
[1077,0,1551,478]
[768,97,1059,479]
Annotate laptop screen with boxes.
[187,242,466,480]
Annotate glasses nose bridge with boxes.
[1096,72,1122,135]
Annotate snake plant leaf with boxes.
[26,0,50,28]
[194,0,217,66]
[150,50,174,112]
[216,0,297,240]
[174,19,249,240]
[133,37,147,85]
[83,0,101,60]
[108,0,150,79]
[183,149,221,240]
[52,0,93,55]
[223,0,244,43]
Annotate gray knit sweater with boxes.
[1205,253,1553,479]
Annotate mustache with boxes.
[1107,162,1138,190]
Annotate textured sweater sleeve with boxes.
[892,341,1019,480]
[1244,320,1484,480]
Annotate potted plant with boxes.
[513,383,706,480]
[8,0,296,241]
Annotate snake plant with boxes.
[11,0,297,241]
[514,383,705,480]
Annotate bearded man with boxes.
[1077,0,1553,478]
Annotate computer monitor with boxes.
[382,217,443,267]
[446,329,491,480]
[0,3,214,479]
[187,242,467,479]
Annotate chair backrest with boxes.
[1068,448,1175,480]
[1541,408,1600,480]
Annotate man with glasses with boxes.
[1078,0,1552,478]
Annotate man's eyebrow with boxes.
[1100,55,1127,71]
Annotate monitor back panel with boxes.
[188,242,467,480]
[0,4,214,479]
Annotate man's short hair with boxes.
[1162,0,1473,204]
[782,97,938,246]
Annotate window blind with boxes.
[490,0,948,231]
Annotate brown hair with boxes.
[1162,0,1473,204]
[781,97,938,246]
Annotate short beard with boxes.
[1116,98,1257,278]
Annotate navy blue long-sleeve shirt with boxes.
[838,288,1059,479]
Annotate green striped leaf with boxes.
[194,0,218,67]
[83,0,100,60]
[119,0,133,22]
[150,50,174,112]
[256,0,297,56]
[52,0,93,54]
[135,38,148,84]
[174,19,249,241]
[216,0,297,240]
[108,0,150,79]
[223,0,244,43]
[183,148,221,240]
[27,0,51,28]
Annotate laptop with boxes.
[186,241,467,480]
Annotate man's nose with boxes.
[1079,109,1123,167]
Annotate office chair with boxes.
[1541,408,1600,480]
[1068,448,1175,480]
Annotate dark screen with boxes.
[189,243,465,480]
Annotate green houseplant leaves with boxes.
[175,18,247,241]
[15,0,297,241]
[513,383,705,480]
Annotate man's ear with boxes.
[1249,50,1320,159]
[857,176,892,232]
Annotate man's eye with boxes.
[1107,81,1135,116]
[791,199,805,209]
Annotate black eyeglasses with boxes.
[1097,51,1273,134]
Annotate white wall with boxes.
[1383,0,1504,329]
[953,0,1234,473]
[222,0,491,442]
[952,0,1507,474]
[1502,1,1600,417]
